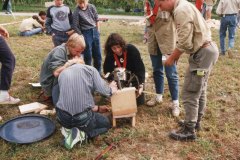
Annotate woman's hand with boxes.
[136,84,144,97]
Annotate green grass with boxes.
[0,16,240,159]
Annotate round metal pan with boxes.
[0,114,55,144]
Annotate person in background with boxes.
[72,0,102,73]
[237,9,240,28]
[103,33,145,106]
[45,0,74,47]
[0,26,20,104]
[40,33,85,106]
[36,11,47,28]
[195,0,204,11]
[205,0,216,20]
[56,64,118,149]
[19,14,45,37]
[157,0,219,141]
[144,0,180,117]
[195,0,206,17]
[2,0,12,14]
[216,0,240,58]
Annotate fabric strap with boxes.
[113,51,127,68]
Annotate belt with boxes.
[76,110,91,120]
[56,107,92,120]
[52,29,69,35]
[222,13,237,17]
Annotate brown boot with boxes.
[228,50,233,58]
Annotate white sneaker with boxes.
[61,127,71,138]
[62,127,86,149]
[170,102,180,117]
[0,96,20,105]
[146,96,163,106]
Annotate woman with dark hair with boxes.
[103,33,145,105]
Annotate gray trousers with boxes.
[182,42,219,127]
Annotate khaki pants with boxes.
[182,42,219,126]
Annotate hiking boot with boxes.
[170,102,180,117]
[220,52,226,56]
[169,126,196,141]
[61,127,87,149]
[146,95,162,106]
[195,122,201,131]
[178,120,185,127]
[0,96,20,105]
[178,120,202,131]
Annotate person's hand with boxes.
[72,57,85,64]
[65,57,84,68]
[143,33,148,44]
[0,26,9,38]
[136,84,144,97]
[164,55,178,66]
[66,30,74,36]
[41,27,45,31]
[98,105,111,113]
[109,81,118,94]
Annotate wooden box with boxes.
[111,87,137,116]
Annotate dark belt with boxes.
[222,13,237,17]
[56,107,92,121]
[52,29,69,35]
[76,109,91,120]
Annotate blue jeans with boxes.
[150,53,179,101]
[19,28,43,37]
[52,84,59,106]
[56,108,111,138]
[0,36,15,90]
[52,29,69,47]
[82,28,102,73]
[7,0,12,13]
[219,15,237,53]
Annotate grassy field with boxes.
[0,15,240,160]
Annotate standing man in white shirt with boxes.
[216,0,240,58]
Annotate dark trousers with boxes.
[137,93,145,106]
[52,29,70,47]
[0,36,15,90]
[82,27,102,73]
[56,107,111,138]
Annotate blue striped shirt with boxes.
[56,64,111,115]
